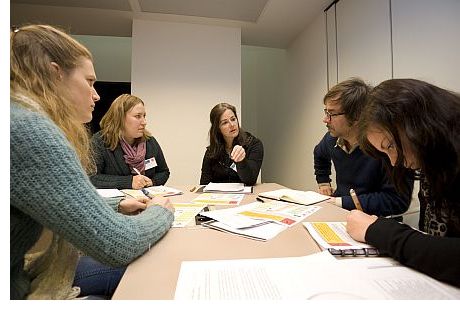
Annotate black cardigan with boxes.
[366,174,460,287]
[199,133,263,186]
[90,132,170,189]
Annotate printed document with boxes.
[172,203,207,228]
[174,251,460,300]
[199,202,321,241]
[192,193,245,206]
[202,202,321,228]
[303,222,374,250]
[121,185,183,199]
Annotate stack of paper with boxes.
[200,201,321,241]
[192,193,244,206]
[203,182,252,193]
[258,188,330,206]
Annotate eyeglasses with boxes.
[323,109,345,121]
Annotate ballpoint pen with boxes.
[256,197,265,203]
[133,167,142,176]
[140,188,153,199]
[133,168,152,198]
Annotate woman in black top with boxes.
[200,103,263,185]
[346,79,460,288]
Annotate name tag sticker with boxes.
[145,157,157,170]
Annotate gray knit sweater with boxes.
[10,101,174,299]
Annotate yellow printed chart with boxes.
[172,203,207,227]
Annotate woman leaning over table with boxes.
[90,94,170,189]
[346,78,460,288]
[200,103,264,186]
[10,24,174,299]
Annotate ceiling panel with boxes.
[10,0,331,48]
[138,0,268,22]
[11,0,132,11]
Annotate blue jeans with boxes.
[73,256,126,299]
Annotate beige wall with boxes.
[73,0,460,192]
[335,0,392,85]
[73,35,132,82]
[260,13,328,190]
[392,0,460,91]
[131,20,241,186]
[241,45,286,183]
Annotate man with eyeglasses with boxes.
[313,78,413,216]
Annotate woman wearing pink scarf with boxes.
[90,94,170,189]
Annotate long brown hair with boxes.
[207,103,249,158]
[358,79,460,202]
[10,24,95,173]
[99,94,151,150]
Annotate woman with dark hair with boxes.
[200,103,264,185]
[346,78,460,287]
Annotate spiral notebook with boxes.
[303,222,381,257]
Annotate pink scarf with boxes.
[120,138,147,174]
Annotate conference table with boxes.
[112,183,349,300]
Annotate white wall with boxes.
[131,20,241,186]
[392,0,460,92]
[259,13,328,190]
[326,7,338,88]
[335,0,392,85]
[73,35,132,82]
[296,0,460,226]
[241,45,286,182]
[72,0,460,192]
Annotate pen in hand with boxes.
[141,188,153,199]
[349,188,363,212]
[133,167,142,177]
[133,167,152,196]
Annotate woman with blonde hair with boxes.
[10,24,174,299]
[90,94,170,189]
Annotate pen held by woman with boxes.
[132,167,153,189]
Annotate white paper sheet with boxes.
[96,188,125,198]
[174,252,460,300]
[203,182,251,193]
[174,251,336,300]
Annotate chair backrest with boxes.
[387,180,420,228]
[256,169,262,184]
